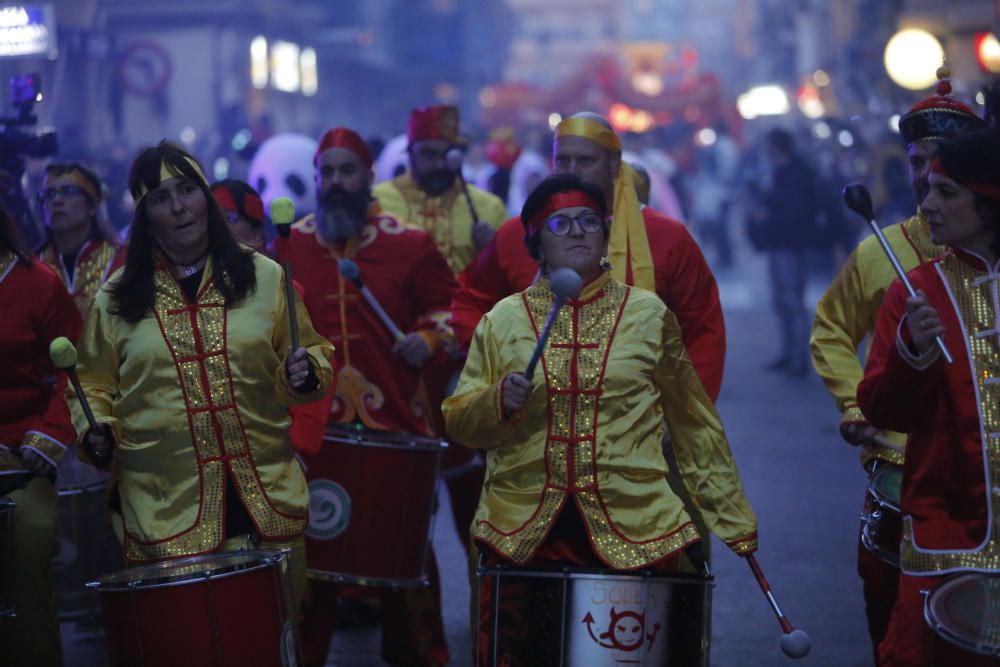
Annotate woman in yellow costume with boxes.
[442,173,758,664]
[73,141,333,608]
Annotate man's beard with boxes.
[316,185,370,244]
[412,167,455,197]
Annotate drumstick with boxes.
[524,268,583,381]
[843,183,953,364]
[745,554,811,659]
[49,337,97,431]
[338,258,406,342]
[446,148,482,227]
[270,197,300,351]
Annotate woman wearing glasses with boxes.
[36,162,125,316]
[442,174,757,663]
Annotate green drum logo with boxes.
[306,479,350,540]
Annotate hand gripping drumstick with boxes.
[746,554,811,659]
[49,337,97,431]
[843,183,953,364]
[446,148,482,227]
[338,258,405,342]
[524,268,583,381]
[270,197,300,351]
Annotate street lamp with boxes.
[884,28,944,90]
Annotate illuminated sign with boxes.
[0,5,56,58]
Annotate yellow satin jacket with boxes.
[810,213,942,465]
[71,253,334,562]
[443,272,757,569]
[374,173,508,275]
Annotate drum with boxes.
[478,563,713,667]
[303,424,445,586]
[88,549,298,667]
[54,453,122,619]
[860,462,903,567]
[924,572,1000,666]
[0,496,14,617]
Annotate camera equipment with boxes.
[0,73,58,247]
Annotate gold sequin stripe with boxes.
[394,176,460,271]
[576,492,704,569]
[475,488,569,564]
[900,215,943,265]
[40,240,119,314]
[19,431,67,467]
[727,533,760,556]
[215,312,306,539]
[900,255,1000,573]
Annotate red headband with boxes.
[314,127,373,168]
[525,191,605,236]
[212,186,266,224]
[930,157,1000,202]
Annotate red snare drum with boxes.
[0,495,14,617]
[88,550,297,667]
[303,425,445,587]
[925,572,1000,666]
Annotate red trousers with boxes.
[878,571,997,667]
[857,525,900,659]
[299,547,449,667]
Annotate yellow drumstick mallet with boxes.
[49,337,98,431]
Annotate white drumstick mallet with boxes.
[746,554,811,658]
[49,337,98,431]
[524,268,583,381]
[843,183,952,364]
[338,258,405,342]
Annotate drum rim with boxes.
[307,568,430,588]
[868,465,903,513]
[56,481,109,496]
[924,571,1000,657]
[324,425,447,451]
[0,497,14,509]
[859,524,901,569]
[480,562,714,585]
[87,548,286,591]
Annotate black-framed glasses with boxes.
[545,212,605,236]
[38,184,86,203]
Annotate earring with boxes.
[600,256,611,272]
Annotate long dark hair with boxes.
[0,205,31,265]
[109,141,256,322]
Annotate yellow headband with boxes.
[44,169,100,202]
[555,117,622,153]
[132,156,209,210]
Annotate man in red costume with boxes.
[290,126,457,667]
[452,112,726,402]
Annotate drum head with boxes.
[870,465,903,510]
[91,549,285,590]
[925,573,1000,657]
